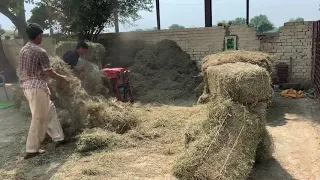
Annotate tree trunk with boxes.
[0,7,28,44]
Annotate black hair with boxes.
[76,41,89,50]
[26,23,43,40]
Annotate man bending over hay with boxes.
[62,41,112,94]
[62,41,88,73]
[19,23,69,159]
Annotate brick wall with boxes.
[1,23,314,83]
[99,26,261,65]
[260,22,313,84]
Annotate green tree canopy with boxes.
[218,15,275,33]
[168,24,185,30]
[228,17,246,25]
[42,0,153,41]
[250,14,275,33]
[28,2,56,30]
[288,17,304,22]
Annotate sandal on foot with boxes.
[24,149,46,159]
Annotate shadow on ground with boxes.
[267,93,320,127]
[249,159,293,180]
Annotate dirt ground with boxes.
[0,84,320,180]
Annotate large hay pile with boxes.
[55,41,105,69]
[131,39,200,103]
[173,54,274,179]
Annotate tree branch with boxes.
[0,7,19,24]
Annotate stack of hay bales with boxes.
[55,41,108,97]
[173,51,274,180]
[131,39,200,103]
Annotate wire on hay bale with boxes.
[201,62,272,104]
[55,41,105,69]
[202,50,275,74]
[172,98,266,180]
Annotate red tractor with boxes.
[102,67,134,103]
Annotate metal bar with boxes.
[313,21,320,100]
[204,0,212,27]
[156,0,160,30]
[246,0,249,25]
[114,0,119,33]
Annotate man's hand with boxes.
[44,70,70,83]
[59,75,70,83]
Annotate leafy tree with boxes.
[133,28,145,32]
[44,0,153,41]
[250,14,275,33]
[145,27,157,31]
[0,0,33,43]
[28,2,55,30]
[228,17,247,25]
[168,24,185,30]
[288,17,304,22]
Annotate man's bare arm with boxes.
[43,70,68,82]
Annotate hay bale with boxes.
[173,98,265,180]
[204,62,272,104]
[131,39,199,103]
[76,128,122,153]
[55,41,105,69]
[202,50,275,74]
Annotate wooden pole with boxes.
[156,0,160,30]
[204,0,212,27]
[246,0,249,25]
[114,0,119,33]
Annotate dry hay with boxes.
[50,57,138,136]
[13,57,138,138]
[131,39,200,103]
[76,128,122,153]
[55,41,105,69]
[75,59,109,97]
[201,62,272,104]
[172,98,266,180]
[202,50,275,74]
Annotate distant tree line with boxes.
[133,15,305,33]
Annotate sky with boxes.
[0,0,319,32]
